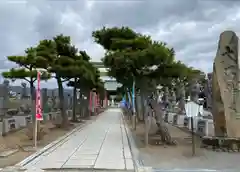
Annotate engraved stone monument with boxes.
[212,30,240,137]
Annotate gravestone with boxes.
[0,121,2,135]
[176,115,185,127]
[204,73,213,110]
[3,117,17,133]
[178,83,186,114]
[162,87,169,108]
[183,116,189,128]
[167,112,175,123]
[13,115,32,127]
[212,31,240,137]
[164,112,168,122]
[41,88,48,111]
[197,119,215,137]
[21,82,28,99]
[0,80,10,135]
[197,119,206,136]
[169,90,176,112]
[190,79,201,103]
[173,114,178,125]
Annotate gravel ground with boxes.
[127,120,240,172]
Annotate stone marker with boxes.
[0,80,10,136]
[204,73,213,110]
[212,31,240,137]
[178,82,186,114]
[21,82,28,99]
[190,79,201,103]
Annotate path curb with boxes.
[121,110,153,172]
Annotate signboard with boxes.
[185,101,201,117]
[36,71,43,121]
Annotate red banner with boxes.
[36,71,43,121]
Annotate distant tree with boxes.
[2,47,49,101]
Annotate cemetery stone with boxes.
[21,82,28,99]
[197,119,206,136]
[0,122,2,135]
[183,116,189,128]
[164,112,168,122]
[170,90,176,112]
[41,88,48,112]
[173,114,178,125]
[178,83,186,114]
[0,80,10,135]
[190,79,201,103]
[2,117,17,134]
[197,119,214,137]
[204,73,213,110]
[162,87,169,108]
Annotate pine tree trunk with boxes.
[72,78,77,122]
[151,98,175,145]
[56,77,68,128]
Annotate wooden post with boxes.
[190,117,196,156]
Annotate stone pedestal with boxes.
[167,112,175,123]
[13,115,31,127]
[176,115,185,127]
[183,116,189,128]
[3,117,18,133]
[197,119,215,137]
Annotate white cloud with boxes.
[1,0,240,88]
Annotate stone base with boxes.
[26,123,49,140]
[167,112,175,123]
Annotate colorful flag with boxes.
[36,71,43,121]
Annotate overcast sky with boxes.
[0,0,239,88]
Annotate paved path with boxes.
[22,108,134,171]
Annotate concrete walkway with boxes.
[21,108,134,171]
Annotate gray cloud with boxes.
[1,0,240,87]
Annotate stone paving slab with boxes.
[21,109,134,171]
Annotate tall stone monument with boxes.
[212,30,240,137]
[204,73,213,110]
